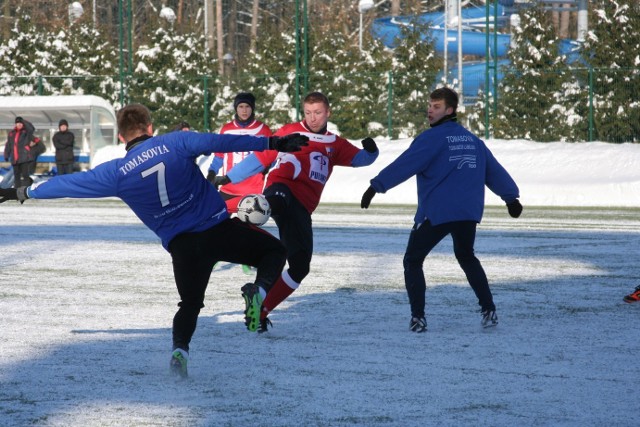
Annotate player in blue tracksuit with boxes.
[361,88,522,332]
[0,103,308,379]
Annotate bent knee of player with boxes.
[287,251,311,283]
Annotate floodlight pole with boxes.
[359,0,375,52]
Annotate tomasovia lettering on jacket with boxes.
[119,145,171,175]
[446,135,474,143]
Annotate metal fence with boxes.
[1,66,638,142]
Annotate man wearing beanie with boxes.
[206,92,272,213]
[4,116,36,187]
[53,119,75,175]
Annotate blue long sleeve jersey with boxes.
[370,121,519,226]
[27,131,270,250]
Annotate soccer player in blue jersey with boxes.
[0,103,308,379]
[361,88,522,333]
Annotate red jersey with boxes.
[216,119,272,198]
[254,121,361,213]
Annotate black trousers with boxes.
[12,162,32,187]
[403,220,495,319]
[56,163,74,175]
[264,183,313,284]
[168,218,286,352]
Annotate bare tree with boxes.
[391,0,401,16]
[250,0,259,53]
[559,5,571,38]
[206,0,215,55]
[3,0,11,39]
[177,0,184,25]
[216,0,224,75]
[227,0,237,64]
[552,4,572,39]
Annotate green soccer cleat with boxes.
[241,283,263,332]
[170,349,188,379]
[242,264,253,275]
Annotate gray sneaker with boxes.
[409,317,427,333]
[481,309,498,328]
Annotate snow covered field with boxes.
[0,198,639,426]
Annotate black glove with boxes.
[269,133,309,152]
[506,199,523,218]
[361,137,378,153]
[361,185,377,209]
[206,170,217,184]
[0,187,29,204]
[213,175,231,189]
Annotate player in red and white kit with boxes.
[206,92,272,213]
[222,91,380,332]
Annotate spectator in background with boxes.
[27,135,46,176]
[4,117,36,187]
[207,92,272,214]
[174,121,191,132]
[207,92,272,275]
[52,119,75,175]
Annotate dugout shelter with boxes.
[0,95,118,172]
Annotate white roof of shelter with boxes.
[0,95,116,129]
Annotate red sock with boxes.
[261,271,298,319]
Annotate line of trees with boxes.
[0,1,638,142]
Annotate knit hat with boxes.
[174,121,190,131]
[59,119,68,127]
[15,116,23,124]
[233,92,255,112]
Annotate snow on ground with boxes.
[322,138,640,207]
[2,139,640,426]
[0,198,639,426]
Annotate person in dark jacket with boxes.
[361,87,523,333]
[4,117,36,187]
[52,119,75,175]
[27,136,46,176]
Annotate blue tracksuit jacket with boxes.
[27,131,270,250]
[370,121,519,226]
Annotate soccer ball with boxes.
[237,194,271,226]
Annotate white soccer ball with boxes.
[237,194,271,226]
